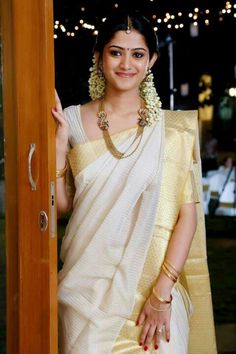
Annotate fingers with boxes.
[165,322,170,343]
[154,326,163,349]
[136,310,146,327]
[139,322,150,350]
[143,325,156,350]
[54,89,63,113]
[51,108,66,126]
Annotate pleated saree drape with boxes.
[58,106,217,354]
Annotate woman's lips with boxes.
[116,72,136,78]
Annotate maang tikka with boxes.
[126,16,132,34]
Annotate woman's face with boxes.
[225,157,233,168]
[99,29,157,93]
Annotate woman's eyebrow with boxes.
[108,45,147,51]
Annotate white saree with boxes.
[58,105,165,354]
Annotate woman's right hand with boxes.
[52,90,69,152]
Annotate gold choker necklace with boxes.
[97,99,149,159]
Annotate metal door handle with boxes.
[38,211,48,231]
[28,143,37,191]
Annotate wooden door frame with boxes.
[1,0,58,353]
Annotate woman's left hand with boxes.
[136,293,171,351]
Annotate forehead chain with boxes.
[126,16,132,34]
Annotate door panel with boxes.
[1,0,58,353]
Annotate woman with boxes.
[52,9,217,354]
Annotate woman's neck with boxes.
[103,89,141,115]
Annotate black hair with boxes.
[94,9,159,60]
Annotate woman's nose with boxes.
[120,53,131,70]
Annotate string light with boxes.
[53,1,236,39]
[229,87,236,97]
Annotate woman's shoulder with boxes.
[63,103,80,121]
[63,103,91,145]
[162,109,198,134]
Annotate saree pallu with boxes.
[58,106,217,354]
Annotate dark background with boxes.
[53,0,236,152]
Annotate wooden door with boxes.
[1,0,58,353]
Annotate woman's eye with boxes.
[110,50,121,56]
[133,52,144,59]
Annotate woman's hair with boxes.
[222,156,233,166]
[94,9,159,59]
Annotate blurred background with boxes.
[1,0,236,353]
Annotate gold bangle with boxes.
[164,260,180,276]
[152,287,172,304]
[162,264,177,282]
[162,264,178,283]
[148,298,171,312]
[56,161,68,178]
[163,262,179,279]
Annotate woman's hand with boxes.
[137,293,171,351]
[52,90,69,153]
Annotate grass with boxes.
[0,216,236,353]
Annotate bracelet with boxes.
[164,260,180,276]
[148,298,171,312]
[163,262,178,280]
[56,161,68,178]
[161,264,178,283]
[152,287,172,304]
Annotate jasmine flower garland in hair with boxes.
[139,70,162,126]
[88,56,105,100]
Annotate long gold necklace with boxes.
[97,99,149,159]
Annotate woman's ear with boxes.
[94,51,99,63]
[149,52,158,70]
[94,51,103,70]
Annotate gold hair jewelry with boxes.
[56,161,68,178]
[126,16,132,34]
[152,287,172,304]
[148,298,171,312]
[97,99,149,159]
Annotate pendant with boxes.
[138,108,149,127]
[97,110,109,130]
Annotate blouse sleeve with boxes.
[181,168,200,204]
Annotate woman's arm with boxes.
[56,150,73,217]
[154,202,198,299]
[52,91,73,217]
[137,202,197,350]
